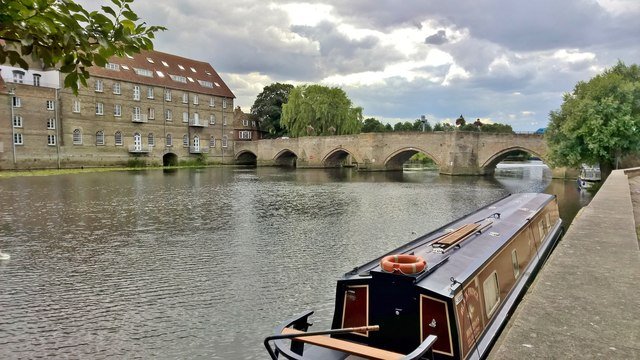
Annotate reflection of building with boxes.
[233,106,264,142]
[1,47,238,169]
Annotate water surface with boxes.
[0,163,589,359]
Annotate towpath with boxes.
[489,169,640,359]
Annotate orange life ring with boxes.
[380,254,427,275]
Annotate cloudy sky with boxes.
[89,0,639,131]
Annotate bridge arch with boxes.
[274,149,298,167]
[322,148,358,168]
[235,150,257,165]
[163,152,178,166]
[384,147,441,171]
[481,146,547,174]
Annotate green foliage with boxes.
[0,0,165,94]
[393,121,414,131]
[480,123,514,134]
[281,84,363,137]
[459,123,479,132]
[126,157,147,168]
[362,117,388,133]
[433,122,455,131]
[546,61,640,173]
[251,82,294,138]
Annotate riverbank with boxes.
[489,169,640,359]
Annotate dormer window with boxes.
[12,70,25,83]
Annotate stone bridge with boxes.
[234,132,565,176]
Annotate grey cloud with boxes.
[290,21,403,75]
[425,30,448,45]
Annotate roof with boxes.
[88,49,235,98]
[343,193,556,297]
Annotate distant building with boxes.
[233,106,264,142]
[0,46,238,169]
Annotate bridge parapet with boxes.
[234,132,550,176]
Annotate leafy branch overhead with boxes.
[0,0,166,94]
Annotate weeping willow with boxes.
[281,85,363,137]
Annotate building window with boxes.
[210,136,215,148]
[33,74,41,87]
[243,119,248,126]
[148,133,155,146]
[164,89,172,101]
[46,100,55,110]
[193,94,199,105]
[239,130,252,140]
[113,82,121,94]
[12,70,25,83]
[12,96,21,107]
[133,106,141,121]
[222,98,227,108]
[147,87,154,99]
[95,79,103,92]
[95,102,104,115]
[165,109,172,121]
[182,134,188,147]
[483,272,500,317]
[47,134,56,146]
[72,99,80,113]
[106,62,120,71]
[12,115,23,128]
[47,118,55,129]
[96,131,105,145]
[193,112,199,123]
[115,131,123,146]
[133,85,140,100]
[148,108,155,119]
[512,250,520,279]
[166,134,172,147]
[252,120,256,127]
[209,97,215,107]
[13,133,23,145]
[538,220,546,241]
[182,92,188,103]
[182,111,188,122]
[73,129,82,145]
[223,115,227,125]
[222,135,228,148]
[114,104,122,117]
[209,114,216,124]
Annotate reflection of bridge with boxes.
[235,132,564,176]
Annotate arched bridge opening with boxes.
[323,149,356,168]
[384,148,440,171]
[274,149,298,167]
[163,152,178,167]
[235,151,257,166]
[481,147,547,175]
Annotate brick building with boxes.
[0,49,237,169]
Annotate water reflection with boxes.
[0,164,589,359]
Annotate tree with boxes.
[250,83,294,138]
[281,84,363,137]
[361,117,388,133]
[433,122,454,131]
[393,121,413,131]
[480,123,514,134]
[546,61,640,177]
[0,0,165,94]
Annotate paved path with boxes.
[489,169,640,359]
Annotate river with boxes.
[0,162,590,359]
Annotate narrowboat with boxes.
[577,164,601,190]
[264,193,563,360]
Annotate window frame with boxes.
[13,133,23,145]
[47,134,56,146]
[482,271,501,317]
[95,102,104,115]
[72,129,82,145]
[95,79,104,92]
[46,100,55,111]
[114,104,122,117]
[47,118,56,129]
[133,85,141,100]
[13,115,23,128]
[114,131,123,146]
[96,131,105,146]
[113,82,121,95]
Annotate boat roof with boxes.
[341,193,555,298]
